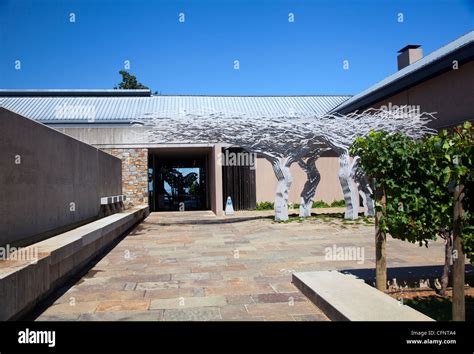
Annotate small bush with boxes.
[330,199,345,207]
[256,201,274,210]
[312,200,330,208]
[256,200,345,210]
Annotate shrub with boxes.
[256,201,274,210]
[312,200,330,208]
[330,199,345,207]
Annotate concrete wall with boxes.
[367,60,474,129]
[55,126,150,147]
[0,108,122,248]
[255,156,344,204]
[210,144,224,215]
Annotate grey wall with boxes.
[0,108,122,247]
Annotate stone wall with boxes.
[101,148,148,208]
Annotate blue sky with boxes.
[0,0,473,95]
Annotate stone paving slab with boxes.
[163,307,222,321]
[78,310,164,321]
[95,300,150,312]
[53,290,146,304]
[36,210,445,321]
[150,296,227,310]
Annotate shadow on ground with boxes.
[341,264,474,288]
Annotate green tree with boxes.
[350,122,473,320]
[350,131,426,291]
[114,70,149,90]
[445,123,473,263]
[462,175,474,259]
[441,122,473,320]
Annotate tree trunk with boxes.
[339,153,359,220]
[359,177,375,217]
[298,157,320,217]
[452,184,465,321]
[350,157,374,217]
[299,198,312,217]
[375,186,387,291]
[440,233,453,296]
[271,157,293,221]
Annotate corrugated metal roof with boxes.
[0,95,350,123]
[333,30,474,113]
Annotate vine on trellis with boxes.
[350,122,473,305]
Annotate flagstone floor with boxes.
[35,209,445,321]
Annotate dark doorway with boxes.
[222,147,256,211]
[149,153,208,212]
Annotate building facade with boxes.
[0,93,349,214]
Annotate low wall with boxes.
[0,206,149,320]
[0,108,122,248]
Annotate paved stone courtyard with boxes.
[36,210,445,321]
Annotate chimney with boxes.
[397,45,423,70]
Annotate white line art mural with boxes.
[137,106,436,221]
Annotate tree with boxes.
[138,107,434,221]
[298,149,328,217]
[441,122,473,320]
[350,122,473,318]
[351,131,460,292]
[114,70,149,90]
[291,107,435,219]
[350,131,423,290]
[462,164,474,264]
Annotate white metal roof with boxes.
[0,95,350,124]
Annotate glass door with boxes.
[153,157,207,211]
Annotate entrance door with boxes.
[221,147,256,210]
[151,155,208,212]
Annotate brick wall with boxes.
[101,148,148,208]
